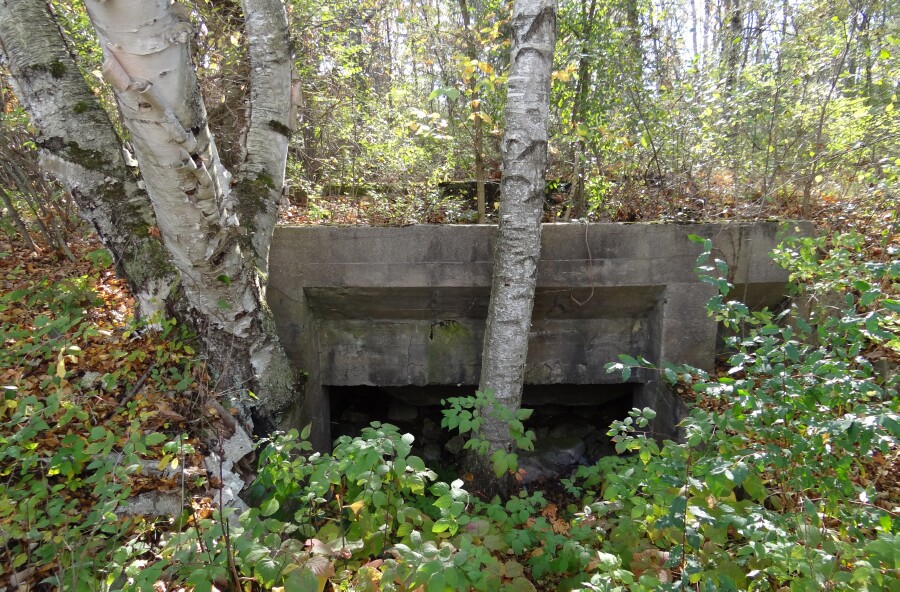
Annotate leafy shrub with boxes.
[589,232,899,590]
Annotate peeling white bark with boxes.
[0,0,178,319]
[80,0,296,424]
[235,0,294,275]
[475,0,557,492]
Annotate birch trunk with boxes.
[79,0,296,427]
[472,0,556,496]
[233,0,295,275]
[0,0,178,319]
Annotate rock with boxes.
[341,409,369,424]
[118,491,184,516]
[204,425,253,512]
[421,417,441,439]
[423,442,441,463]
[445,434,466,455]
[518,437,587,484]
[547,421,593,440]
[387,399,418,422]
[79,371,102,390]
[221,425,254,471]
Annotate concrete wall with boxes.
[268,221,811,445]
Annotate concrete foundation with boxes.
[268,222,811,449]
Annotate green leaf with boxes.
[504,560,524,578]
[618,354,640,366]
[882,299,900,312]
[144,432,167,446]
[492,451,508,476]
[741,472,768,501]
[502,576,537,592]
[284,567,322,592]
[483,534,504,551]
[596,551,620,571]
[427,568,446,592]
[254,556,282,587]
[260,498,280,516]
[434,494,453,509]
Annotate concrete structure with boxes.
[268,222,811,448]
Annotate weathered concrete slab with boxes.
[268,221,811,446]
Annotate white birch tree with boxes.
[471,0,557,495]
[0,0,300,432]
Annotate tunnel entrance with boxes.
[328,384,634,483]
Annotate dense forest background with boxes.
[4,0,898,235]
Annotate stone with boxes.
[518,437,587,484]
[423,442,442,462]
[547,421,593,440]
[387,399,418,422]
[118,491,184,516]
[421,417,442,439]
[445,434,466,455]
[79,371,102,390]
[203,425,253,512]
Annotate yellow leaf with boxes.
[345,500,366,516]
[56,357,66,378]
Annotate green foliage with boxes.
[442,389,536,477]
[592,232,899,590]
[0,251,205,590]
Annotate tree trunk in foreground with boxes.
[81,0,296,429]
[0,0,178,319]
[0,0,300,431]
[471,0,556,497]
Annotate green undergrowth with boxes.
[108,232,898,591]
[0,246,204,590]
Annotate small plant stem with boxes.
[681,445,692,581]
[382,477,393,553]
[117,362,156,409]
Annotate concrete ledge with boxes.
[268,221,811,445]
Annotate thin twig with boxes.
[118,363,156,409]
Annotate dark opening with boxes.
[328,384,634,483]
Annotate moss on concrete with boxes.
[426,320,476,379]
